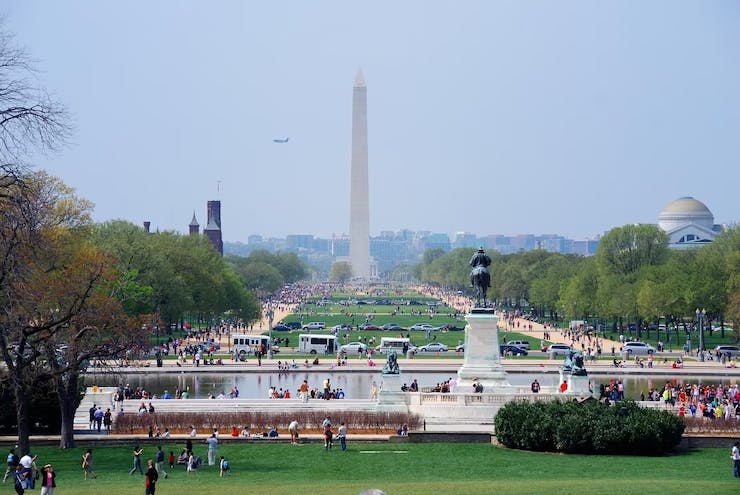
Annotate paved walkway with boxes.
[88,354,739,376]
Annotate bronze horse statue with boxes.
[470,266,490,307]
[469,248,491,308]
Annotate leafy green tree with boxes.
[686,226,740,317]
[329,261,353,283]
[596,224,669,277]
[94,222,260,326]
[236,261,284,293]
[529,254,582,313]
[423,248,473,288]
[558,257,599,320]
[414,248,445,281]
[0,172,144,452]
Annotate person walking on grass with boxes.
[155,446,167,479]
[13,465,25,495]
[144,460,158,495]
[3,448,18,483]
[81,449,96,480]
[732,441,740,478]
[39,464,55,495]
[129,445,144,475]
[323,423,333,450]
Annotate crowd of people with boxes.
[3,448,57,495]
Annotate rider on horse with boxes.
[469,247,492,307]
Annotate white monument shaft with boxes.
[350,70,370,279]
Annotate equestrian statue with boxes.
[469,247,491,308]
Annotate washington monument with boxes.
[350,69,370,279]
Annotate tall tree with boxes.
[596,224,669,277]
[0,24,70,453]
[0,172,101,453]
[0,27,69,164]
[329,261,353,283]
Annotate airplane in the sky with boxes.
[273,137,289,143]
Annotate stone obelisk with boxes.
[349,69,370,279]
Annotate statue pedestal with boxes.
[558,371,592,397]
[376,374,408,412]
[457,311,510,390]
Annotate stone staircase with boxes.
[74,387,117,432]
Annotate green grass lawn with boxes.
[24,442,738,495]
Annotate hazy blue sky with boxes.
[5,1,739,242]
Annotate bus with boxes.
[232,334,270,361]
[298,334,337,354]
[375,337,414,354]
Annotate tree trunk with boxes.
[12,371,31,455]
[57,372,80,449]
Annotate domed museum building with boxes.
[658,197,723,250]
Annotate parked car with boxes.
[545,343,573,356]
[417,343,449,353]
[455,344,465,352]
[381,323,402,331]
[332,323,353,332]
[408,323,436,331]
[339,342,368,354]
[285,322,302,330]
[623,342,656,355]
[499,344,528,356]
[506,340,530,350]
[302,322,326,330]
[359,323,382,331]
[715,345,740,357]
[272,323,291,331]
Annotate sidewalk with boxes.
[499,315,623,351]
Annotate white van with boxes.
[375,337,414,354]
[298,334,337,354]
[232,334,270,360]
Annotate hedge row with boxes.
[115,410,421,434]
[494,400,685,455]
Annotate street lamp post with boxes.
[696,308,706,362]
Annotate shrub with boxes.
[494,400,684,455]
[114,410,421,434]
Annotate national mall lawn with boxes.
[29,442,736,495]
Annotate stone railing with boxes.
[415,392,562,407]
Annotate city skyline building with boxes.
[349,69,371,279]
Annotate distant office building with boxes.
[420,233,451,252]
[454,232,478,249]
[332,234,350,257]
[286,234,315,251]
[312,238,331,254]
[572,239,599,256]
[371,237,411,274]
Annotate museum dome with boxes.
[658,197,714,231]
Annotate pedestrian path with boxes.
[499,315,622,351]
